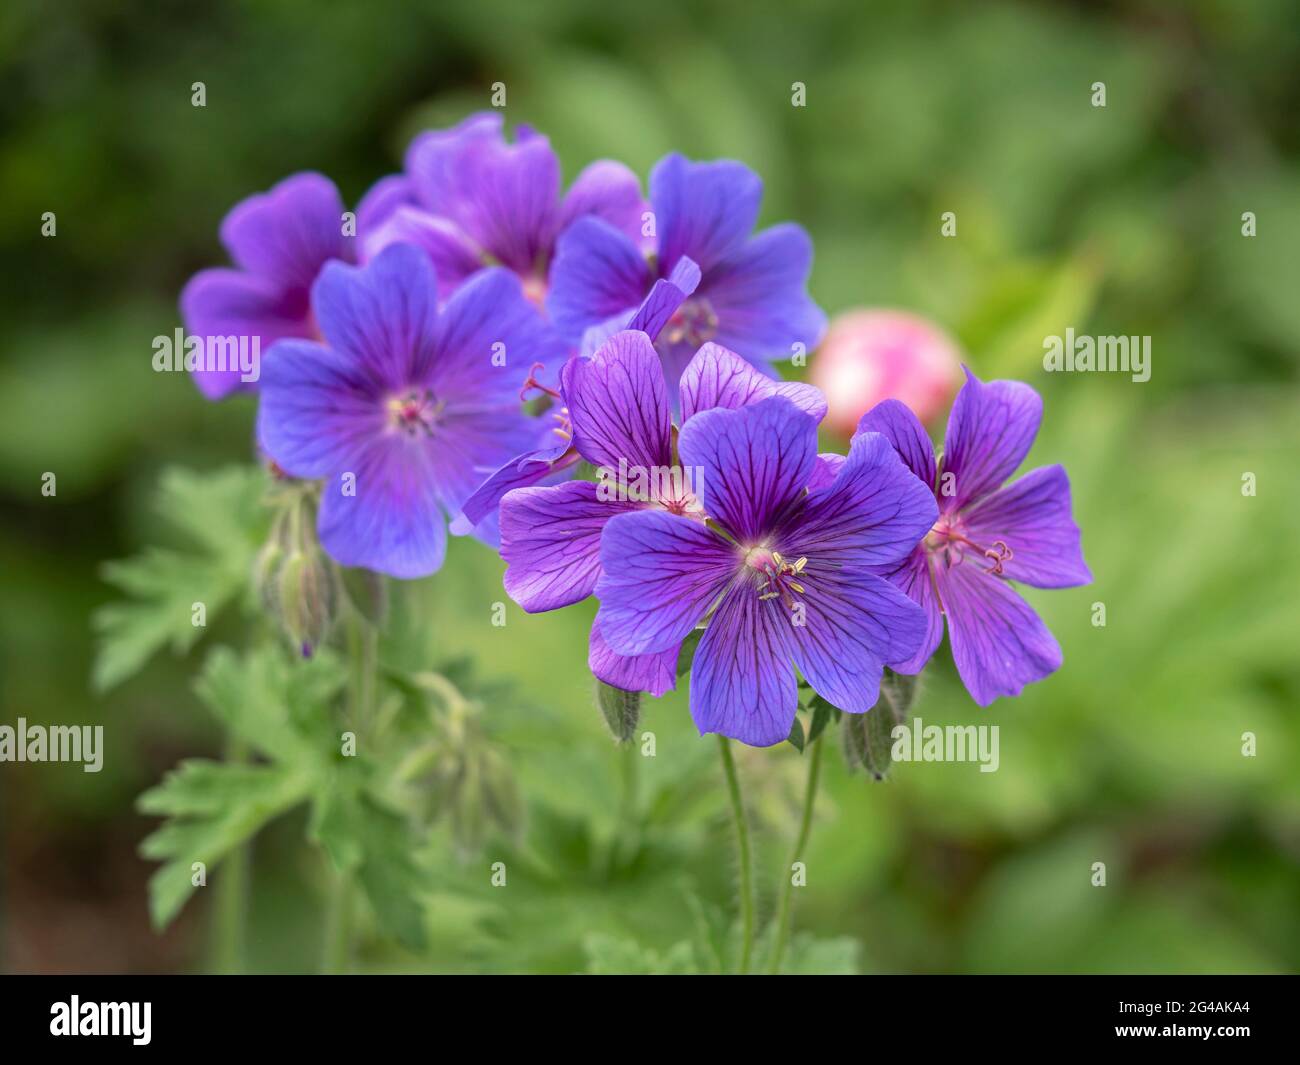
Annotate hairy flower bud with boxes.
[277,546,337,658]
[595,680,640,743]
[256,490,337,657]
[843,668,919,780]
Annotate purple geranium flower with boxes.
[181,172,356,400]
[546,153,827,387]
[592,397,937,747]
[857,369,1092,705]
[358,112,647,309]
[495,331,827,699]
[450,255,704,537]
[255,242,561,579]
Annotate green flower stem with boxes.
[606,737,640,875]
[766,733,824,974]
[718,736,755,974]
[321,864,353,975]
[321,606,378,974]
[211,735,250,973]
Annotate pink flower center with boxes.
[522,274,547,310]
[924,516,1013,575]
[744,546,808,611]
[386,388,442,436]
[663,297,719,347]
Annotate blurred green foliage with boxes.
[1,0,1297,973]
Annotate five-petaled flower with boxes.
[592,395,938,747]
[358,112,647,313]
[496,330,826,700]
[858,368,1092,705]
[256,242,561,578]
[547,153,827,396]
[181,172,356,400]
[183,116,1089,727]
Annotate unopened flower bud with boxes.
[595,680,640,743]
[843,669,919,780]
[811,309,962,436]
[276,546,336,658]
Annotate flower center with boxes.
[925,516,1013,575]
[386,388,442,436]
[663,297,719,347]
[522,273,548,311]
[744,547,808,611]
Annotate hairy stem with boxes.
[718,736,755,974]
[321,864,353,975]
[767,734,823,973]
[211,735,250,973]
[321,608,377,974]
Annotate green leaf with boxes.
[787,714,806,752]
[307,777,430,950]
[807,696,837,745]
[843,668,920,780]
[138,643,346,931]
[353,795,430,951]
[595,679,640,743]
[137,759,312,931]
[777,934,861,975]
[195,643,345,763]
[92,466,269,691]
[582,933,700,975]
[675,628,704,675]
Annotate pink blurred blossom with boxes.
[810,309,963,436]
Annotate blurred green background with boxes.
[1,0,1297,974]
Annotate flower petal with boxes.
[355,173,415,237]
[546,216,650,345]
[256,338,382,478]
[875,548,945,674]
[942,367,1042,510]
[561,330,672,471]
[577,256,703,358]
[807,453,845,492]
[588,623,680,698]
[855,398,937,489]
[689,584,798,747]
[220,172,353,288]
[312,243,438,392]
[404,113,503,210]
[650,153,761,274]
[677,396,818,544]
[595,510,737,657]
[939,558,1063,706]
[779,566,928,712]
[426,405,546,518]
[409,115,558,275]
[784,429,937,569]
[315,436,448,579]
[627,256,701,339]
[500,480,637,612]
[679,341,827,424]
[408,115,560,271]
[451,435,578,533]
[180,268,311,399]
[431,265,565,402]
[706,223,827,364]
[558,159,647,248]
[359,206,484,300]
[962,464,1091,588]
